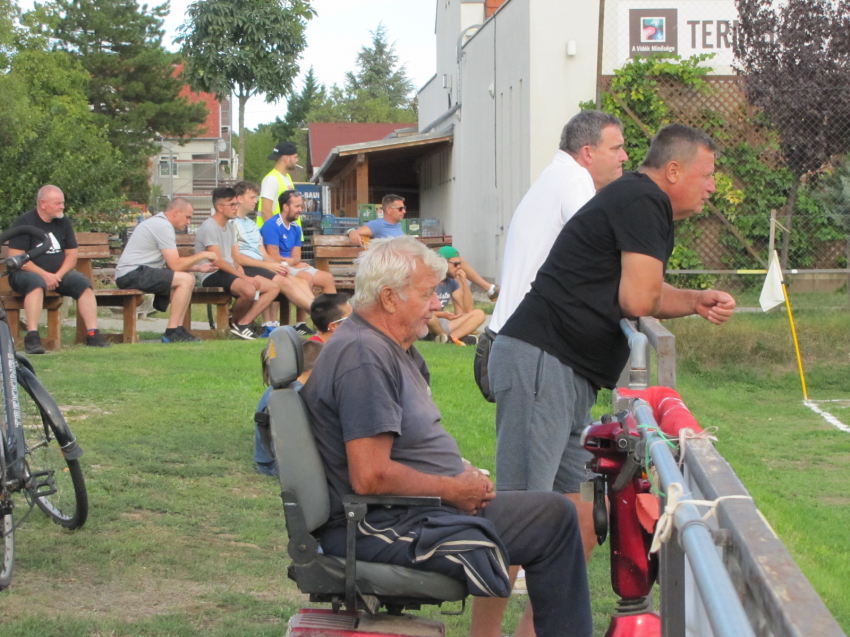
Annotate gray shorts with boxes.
[439,317,451,333]
[489,335,597,493]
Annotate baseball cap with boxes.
[438,246,459,259]
[267,141,298,161]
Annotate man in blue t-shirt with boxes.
[260,189,337,302]
[347,193,406,246]
[426,248,486,345]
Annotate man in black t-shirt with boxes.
[489,124,736,564]
[8,185,109,354]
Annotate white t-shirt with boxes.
[489,151,596,333]
[260,174,281,202]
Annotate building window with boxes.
[159,156,178,177]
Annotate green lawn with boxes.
[1,305,848,636]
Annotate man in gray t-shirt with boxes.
[116,197,218,343]
[194,187,279,339]
[300,236,591,637]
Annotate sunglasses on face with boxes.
[448,260,462,267]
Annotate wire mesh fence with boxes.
[597,0,850,300]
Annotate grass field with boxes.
[1,301,849,636]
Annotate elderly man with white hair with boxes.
[300,236,592,637]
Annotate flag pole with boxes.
[781,277,808,400]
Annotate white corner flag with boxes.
[760,250,785,312]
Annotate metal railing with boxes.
[618,319,845,637]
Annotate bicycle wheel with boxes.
[18,374,88,530]
[0,508,12,590]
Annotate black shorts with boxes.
[202,269,239,294]
[116,265,174,296]
[242,266,276,280]
[9,269,92,299]
[116,266,175,312]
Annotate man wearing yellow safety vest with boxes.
[257,141,301,229]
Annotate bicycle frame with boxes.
[0,304,25,488]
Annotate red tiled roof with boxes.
[308,122,417,169]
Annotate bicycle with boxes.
[0,226,89,591]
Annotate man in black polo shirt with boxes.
[489,124,736,567]
[8,185,109,354]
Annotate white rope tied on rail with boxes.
[649,482,753,554]
[677,426,719,468]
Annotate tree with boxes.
[344,23,413,109]
[269,66,325,142]
[735,0,850,266]
[0,46,124,229]
[178,0,316,178]
[35,0,208,203]
[304,23,417,124]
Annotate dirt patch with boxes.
[0,572,307,624]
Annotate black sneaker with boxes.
[294,322,314,336]
[85,329,112,348]
[230,323,256,340]
[162,327,202,343]
[24,331,45,355]
[460,334,479,345]
[175,326,202,342]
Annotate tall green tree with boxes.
[178,0,316,178]
[269,66,325,142]
[306,24,416,124]
[0,46,123,229]
[344,23,413,109]
[35,0,208,203]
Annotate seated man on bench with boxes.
[196,187,280,340]
[301,236,592,637]
[9,185,110,353]
[260,189,337,337]
[116,197,219,343]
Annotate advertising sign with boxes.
[612,0,740,74]
[295,183,323,218]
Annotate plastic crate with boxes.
[358,204,379,223]
[403,218,422,236]
[422,219,442,237]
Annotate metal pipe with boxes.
[632,400,756,637]
[620,319,648,389]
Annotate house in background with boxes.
[151,66,235,223]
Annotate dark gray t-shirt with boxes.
[302,312,465,528]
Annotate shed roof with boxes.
[308,122,416,170]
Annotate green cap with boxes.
[437,246,459,259]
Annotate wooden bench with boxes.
[313,235,454,291]
[0,233,145,349]
[0,268,64,350]
[74,233,145,345]
[176,233,290,338]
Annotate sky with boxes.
[16,0,438,131]
[161,0,438,130]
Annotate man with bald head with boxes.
[8,185,110,353]
[116,197,219,343]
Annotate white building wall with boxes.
[417,0,599,280]
[528,0,601,183]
